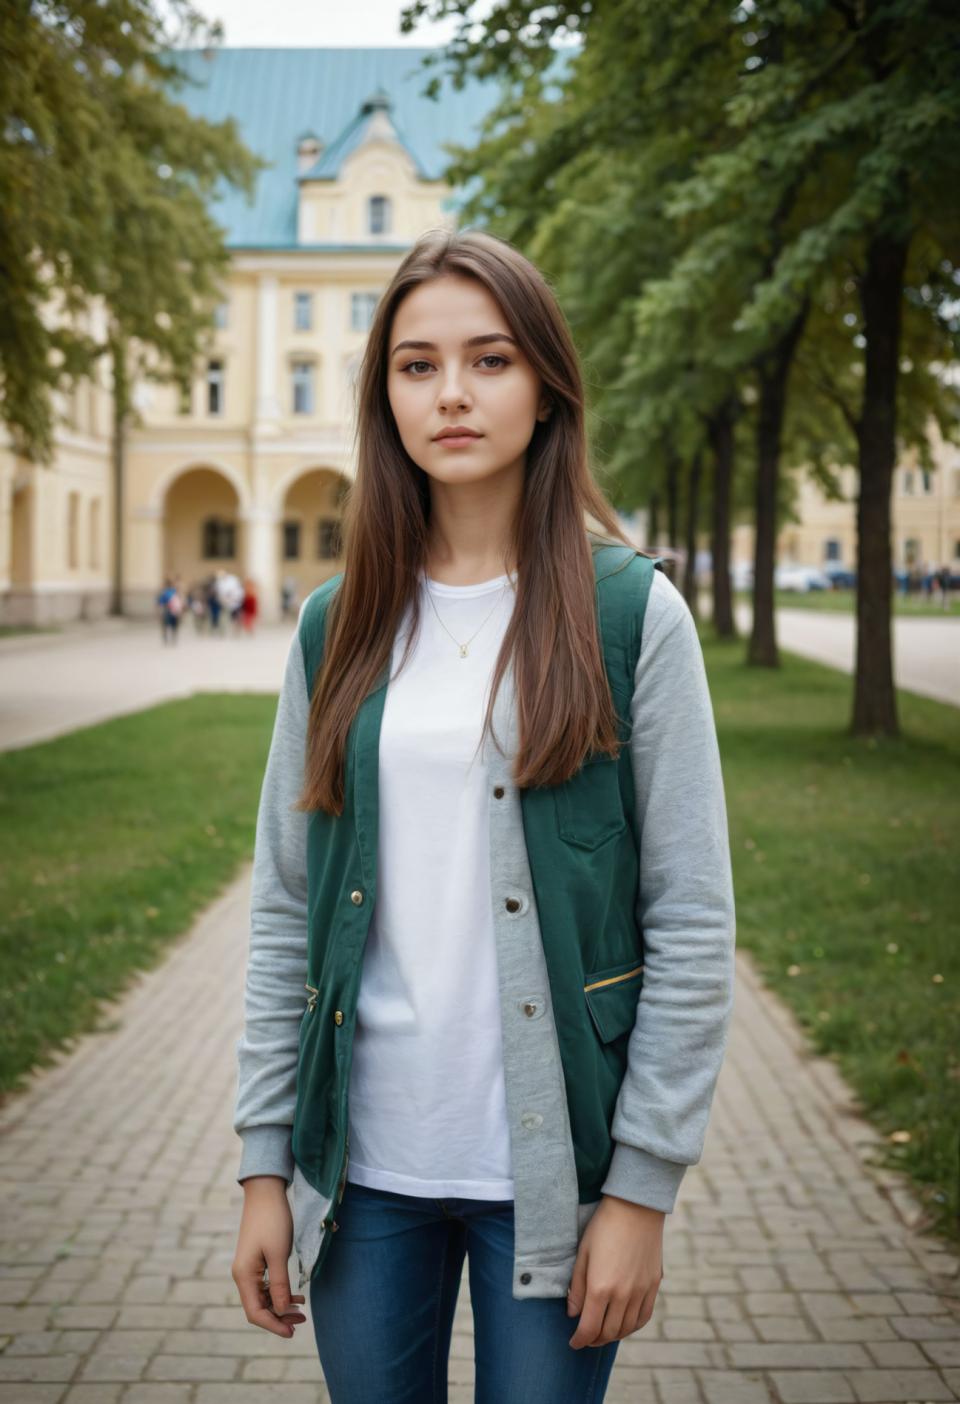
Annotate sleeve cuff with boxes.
[237,1124,295,1186]
[600,1141,688,1213]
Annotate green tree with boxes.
[406,0,960,734]
[0,0,264,610]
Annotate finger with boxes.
[568,1290,609,1350]
[263,1253,294,1315]
[567,1252,588,1318]
[236,1267,299,1337]
[618,1292,648,1340]
[595,1294,627,1345]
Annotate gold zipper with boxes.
[583,963,644,993]
[305,982,318,1012]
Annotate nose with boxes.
[437,368,470,412]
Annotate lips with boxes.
[433,428,482,440]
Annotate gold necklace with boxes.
[424,573,516,658]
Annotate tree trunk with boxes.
[647,489,660,551]
[109,338,128,617]
[852,229,908,737]
[748,302,809,667]
[682,451,703,620]
[665,450,680,550]
[707,397,737,638]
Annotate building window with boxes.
[283,520,301,561]
[206,360,224,416]
[903,537,920,566]
[317,517,343,559]
[294,291,313,331]
[292,360,315,415]
[89,498,101,570]
[954,539,960,560]
[921,468,933,494]
[202,517,236,559]
[351,291,379,332]
[369,194,391,235]
[213,299,229,330]
[823,538,841,562]
[902,468,914,494]
[177,381,192,416]
[67,492,80,569]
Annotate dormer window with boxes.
[297,132,323,175]
[369,194,391,235]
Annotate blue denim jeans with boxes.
[309,1179,621,1404]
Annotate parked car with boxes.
[822,562,857,589]
[774,564,832,592]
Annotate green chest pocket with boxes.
[553,752,627,851]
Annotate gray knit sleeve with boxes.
[600,567,737,1212]
[233,613,311,1185]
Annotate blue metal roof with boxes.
[165,47,513,249]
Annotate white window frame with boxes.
[206,359,225,417]
[368,194,391,235]
[294,291,313,332]
[350,291,379,332]
[291,359,315,416]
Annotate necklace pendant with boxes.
[459,643,469,658]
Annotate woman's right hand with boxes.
[232,1176,307,1337]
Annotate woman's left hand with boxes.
[565,1196,665,1348]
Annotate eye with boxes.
[478,354,509,369]
[400,359,433,376]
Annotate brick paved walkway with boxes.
[0,866,957,1404]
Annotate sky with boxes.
[190,0,481,47]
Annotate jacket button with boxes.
[493,785,505,798]
[520,1272,532,1285]
[334,1010,344,1025]
[350,889,364,905]
[522,1002,537,1017]
[505,897,520,913]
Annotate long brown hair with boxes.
[295,227,654,815]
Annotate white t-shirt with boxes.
[344,567,519,1200]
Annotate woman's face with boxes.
[386,273,550,487]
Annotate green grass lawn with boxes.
[0,656,956,1241]
[748,587,960,617]
[704,630,959,1240]
[0,693,276,1099]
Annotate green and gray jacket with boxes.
[234,544,736,1297]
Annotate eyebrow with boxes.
[390,333,519,357]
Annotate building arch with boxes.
[275,466,349,609]
[149,458,251,515]
[161,464,244,588]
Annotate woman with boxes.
[231,228,736,1403]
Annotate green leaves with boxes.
[1,0,265,462]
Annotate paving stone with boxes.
[0,1388,68,1403]
[843,1366,955,1400]
[121,1389,194,1403]
[769,1372,855,1403]
[650,1366,701,1401]
[0,1355,79,1383]
[697,1368,770,1403]
[145,1355,237,1381]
